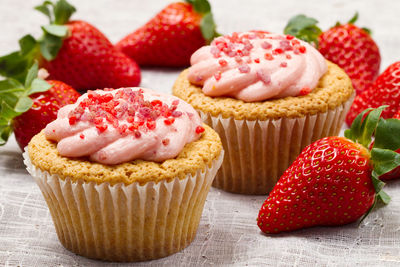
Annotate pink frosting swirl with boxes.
[44,88,204,165]
[188,31,327,102]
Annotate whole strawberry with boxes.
[0,63,80,150]
[284,13,380,95]
[346,61,400,125]
[116,0,219,67]
[0,0,140,90]
[257,107,400,234]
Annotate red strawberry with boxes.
[284,13,381,95]
[257,107,400,234]
[0,63,80,150]
[0,0,140,91]
[345,61,400,125]
[116,0,219,67]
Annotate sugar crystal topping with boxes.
[45,87,204,165]
[188,31,327,102]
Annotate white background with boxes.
[1,0,400,266]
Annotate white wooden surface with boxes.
[1,0,400,266]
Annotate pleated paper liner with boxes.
[23,151,223,262]
[199,95,354,195]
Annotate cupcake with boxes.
[172,31,354,195]
[24,87,223,261]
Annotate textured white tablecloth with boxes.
[1,0,400,266]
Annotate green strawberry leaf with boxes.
[53,0,76,25]
[348,12,359,24]
[344,107,373,142]
[362,27,371,35]
[0,101,20,118]
[0,124,12,146]
[284,14,322,47]
[371,148,400,177]
[344,106,386,148]
[371,170,386,193]
[39,33,63,61]
[377,190,391,205]
[358,106,386,148]
[191,0,211,14]
[24,61,39,88]
[0,51,32,83]
[200,12,218,42]
[14,96,33,113]
[34,1,54,23]
[0,78,24,92]
[19,35,37,56]
[29,78,53,95]
[360,170,390,223]
[0,34,40,82]
[373,118,400,151]
[42,24,68,37]
[0,63,52,146]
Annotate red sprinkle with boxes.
[127,116,134,123]
[96,124,108,133]
[264,53,273,60]
[134,130,141,138]
[195,126,205,134]
[69,116,77,125]
[219,59,228,66]
[286,54,292,59]
[162,138,170,146]
[79,133,85,139]
[94,117,103,125]
[214,72,222,81]
[280,62,288,68]
[146,120,156,130]
[151,100,162,107]
[299,46,306,53]
[254,58,260,63]
[272,48,283,55]
[118,124,128,134]
[300,87,311,96]
[291,40,300,45]
[286,35,294,40]
[164,117,175,125]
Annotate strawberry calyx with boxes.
[0,62,53,146]
[0,0,75,83]
[284,12,371,48]
[335,12,372,35]
[185,0,219,42]
[344,106,400,206]
[283,14,322,47]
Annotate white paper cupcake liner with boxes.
[199,95,354,195]
[23,151,223,262]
